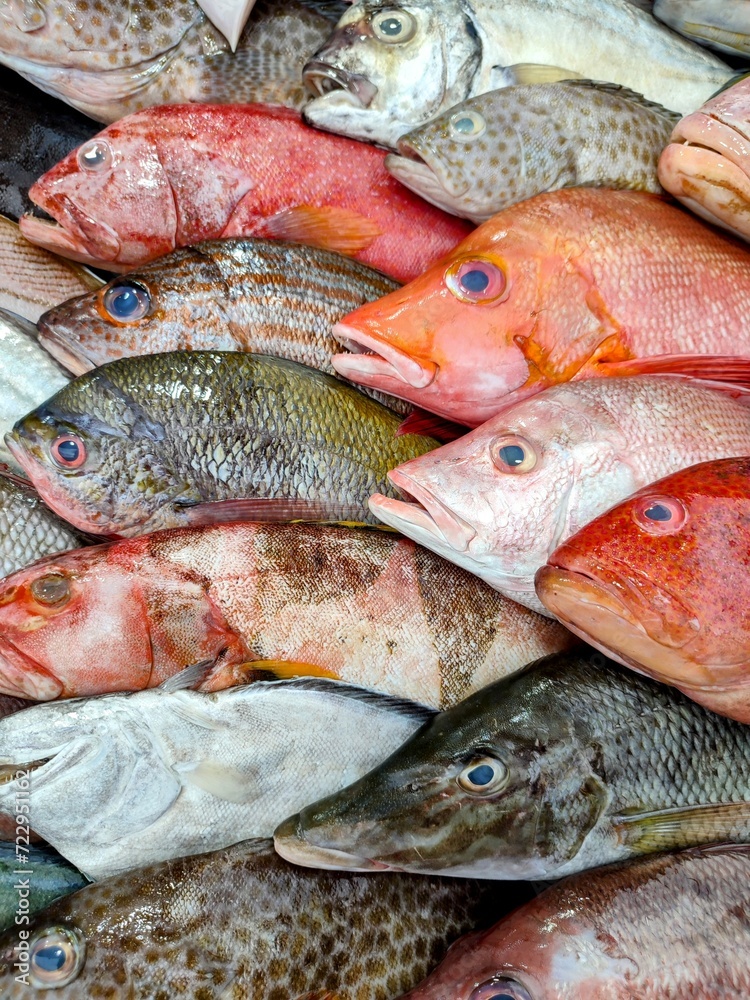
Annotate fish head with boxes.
[0,918,90,998]
[302,0,481,149]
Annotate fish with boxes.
[274,648,750,879]
[0,677,435,878]
[659,75,750,245]
[536,456,750,724]
[0,521,571,702]
[0,215,102,324]
[332,189,750,427]
[0,839,525,999]
[386,81,680,223]
[0,473,88,579]
[0,308,71,477]
[394,844,750,999]
[0,844,88,934]
[6,350,439,537]
[368,376,750,614]
[197,0,258,50]
[301,0,733,150]
[654,0,750,57]
[19,103,471,281]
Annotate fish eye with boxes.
[28,925,86,988]
[632,495,688,535]
[469,977,534,1000]
[103,281,151,323]
[490,435,537,475]
[30,574,71,608]
[458,756,509,795]
[371,9,417,43]
[50,434,87,470]
[449,109,486,140]
[445,257,507,304]
[77,139,112,172]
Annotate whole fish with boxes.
[0,216,102,324]
[654,0,750,57]
[301,0,733,150]
[659,76,750,245]
[369,377,750,614]
[537,457,750,724]
[0,839,521,999]
[0,473,88,579]
[0,521,571,702]
[0,308,70,476]
[6,351,438,537]
[0,844,87,934]
[0,677,434,878]
[18,103,471,280]
[274,649,750,879]
[396,845,750,999]
[333,189,750,427]
[386,81,679,223]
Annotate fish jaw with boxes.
[274,815,387,873]
[0,637,63,700]
[36,311,97,376]
[375,469,477,553]
[21,183,122,269]
[332,321,438,399]
[385,143,477,222]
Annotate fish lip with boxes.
[36,316,95,376]
[20,185,121,268]
[374,469,477,553]
[391,136,471,199]
[274,817,389,872]
[302,60,377,108]
[332,323,437,390]
[0,637,63,701]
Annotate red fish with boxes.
[18,103,472,283]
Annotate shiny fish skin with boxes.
[654,0,750,57]
[0,473,87,578]
[0,843,88,934]
[387,81,679,222]
[274,649,750,880]
[0,839,519,999]
[6,351,439,536]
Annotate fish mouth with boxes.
[385,137,474,218]
[36,315,96,376]
[20,185,123,271]
[302,60,378,108]
[274,815,390,872]
[370,469,476,553]
[332,323,437,396]
[0,637,63,700]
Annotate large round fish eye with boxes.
[103,281,151,323]
[445,257,507,304]
[77,139,112,172]
[490,435,537,475]
[470,977,534,1000]
[371,9,417,43]
[50,434,87,470]
[28,925,86,988]
[449,109,486,140]
[632,495,688,535]
[457,756,509,795]
[30,574,71,608]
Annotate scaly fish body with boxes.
[18,103,471,280]
[302,0,732,149]
[654,0,750,57]
[0,473,87,578]
[274,649,750,879]
[387,81,679,222]
[0,844,87,934]
[333,189,750,426]
[368,377,750,614]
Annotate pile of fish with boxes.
[4,0,750,996]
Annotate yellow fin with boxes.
[615,801,750,853]
[505,63,584,85]
[264,205,383,255]
[246,660,341,681]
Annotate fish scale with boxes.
[0,474,88,577]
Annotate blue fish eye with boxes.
[644,503,672,522]
[467,764,495,785]
[33,945,67,972]
[381,17,402,34]
[103,282,150,322]
[454,117,475,133]
[460,269,490,293]
[497,445,525,467]
[28,926,85,988]
[458,756,508,794]
[56,439,80,463]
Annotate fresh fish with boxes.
[18,103,471,281]
[654,0,750,57]
[274,649,750,879]
[386,81,679,223]
[0,521,571,702]
[0,839,523,999]
[395,845,750,999]
[537,457,750,724]
[0,473,88,579]
[369,377,750,614]
[6,351,439,537]
[0,844,88,934]
[198,0,257,49]
[659,76,750,245]
[333,189,750,427]
[301,0,733,150]
[0,216,102,324]
[0,308,70,477]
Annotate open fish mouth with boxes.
[302,60,378,107]
[370,469,476,553]
[332,322,437,392]
[386,137,472,213]
[19,185,123,270]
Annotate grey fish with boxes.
[386,81,680,223]
[0,844,88,935]
[274,649,750,879]
[654,1,750,57]
[0,839,527,998]
[302,0,733,149]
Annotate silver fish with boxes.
[0,473,87,577]
[654,1,750,57]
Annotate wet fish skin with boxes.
[0,844,88,934]
[387,81,679,223]
[0,839,523,999]
[274,649,750,879]
[654,0,750,57]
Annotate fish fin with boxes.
[262,206,383,255]
[561,80,680,120]
[614,801,750,853]
[595,353,750,386]
[505,63,584,85]
[195,0,254,50]
[159,660,216,693]
[239,659,341,681]
[179,498,362,525]
[396,409,468,443]
[175,759,257,803]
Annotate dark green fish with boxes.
[0,474,88,578]
[7,352,439,536]
[0,844,88,935]
[275,649,750,879]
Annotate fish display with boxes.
[386,81,679,222]
[274,649,750,879]
[659,76,750,245]
[370,376,750,614]
[537,457,750,724]
[6,351,439,537]
[0,844,88,935]
[654,0,750,57]
[333,188,750,427]
[18,103,472,280]
[0,521,570,702]
[396,845,750,999]
[0,839,518,998]
[301,0,733,149]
